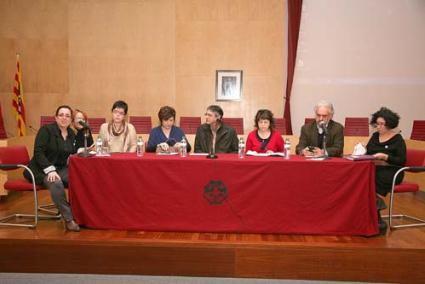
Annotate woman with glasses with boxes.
[98,100,137,153]
[246,109,284,153]
[366,107,406,234]
[146,106,191,153]
[23,105,80,232]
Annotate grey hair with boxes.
[314,100,334,115]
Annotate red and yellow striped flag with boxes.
[12,54,26,136]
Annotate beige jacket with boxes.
[98,122,137,153]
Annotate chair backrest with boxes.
[222,118,244,135]
[305,118,315,125]
[0,146,30,170]
[87,117,106,134]
[410,120,425,141]
[180,116,201,134]
[344,117,369,136]
[40,116,55,127]
[129,116,152,134]
[274,118,287,135]
[405,149,425,168]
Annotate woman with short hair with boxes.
[98,100,137,153]
[366,107,406,234]
[246,109,284,153]
[146,106,191,153]
[24,105,80,231]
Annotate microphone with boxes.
[318,121,328,134]
[78,120,90,129]
[206,136,218,159]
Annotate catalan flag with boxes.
[12,54,26,136]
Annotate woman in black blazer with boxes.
[24,105,80,232]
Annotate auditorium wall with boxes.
[291,0,425,138]
[0,0,285,136]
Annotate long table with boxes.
[69,153,378,236]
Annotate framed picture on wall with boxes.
[215,70,243,101]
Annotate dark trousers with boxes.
[43,167,73,222]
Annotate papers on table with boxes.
[189,153,209,156]
[246,150,285,157]
[305,156,327,161]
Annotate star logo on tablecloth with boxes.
[203,180,228,205]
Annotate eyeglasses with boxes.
[113,109,126,116]
[373,122,386,128]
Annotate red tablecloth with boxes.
[69,153,378,235]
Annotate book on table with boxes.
[344,154,375,161]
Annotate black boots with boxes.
[377,210,387,235]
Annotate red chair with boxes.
[0,146,59,228]
[274,118,287,135]
[40,116,55,127]
[304,118,315,125]
[387,149,425,230]
[129,116,152,134]
[180,116,201,134]
[0,105,7,139]
[344,117,369,136]
[222,118,244,135]
[410,120,425,141]
[87,117,106,134]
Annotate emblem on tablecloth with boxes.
[203,180,228,205]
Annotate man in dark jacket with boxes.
[296,100,344,157]
[194,105,238,154]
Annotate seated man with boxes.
[296,100,344,157]
[194,105,239,153]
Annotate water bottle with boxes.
[136,136,144,157]
[284,138,291,160]
[95,136,103,156]
[180,136,187,157]
[238,137,245,159]
[102,139,109,155]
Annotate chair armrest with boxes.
[406,166,425,173]
[0,164,19,170]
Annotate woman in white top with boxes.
[98,100,137,152]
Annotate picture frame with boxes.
[215,70,243,101]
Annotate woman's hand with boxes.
[158,142,169,151]
[47,171,61,183]
[373,153,388,161]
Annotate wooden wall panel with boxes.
[175,0,285,132]
[0,0,68,134]
[0,0,284,136]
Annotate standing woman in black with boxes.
[24,105,80,232]
[366,107,406,233]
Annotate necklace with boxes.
[111,122,125,136]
